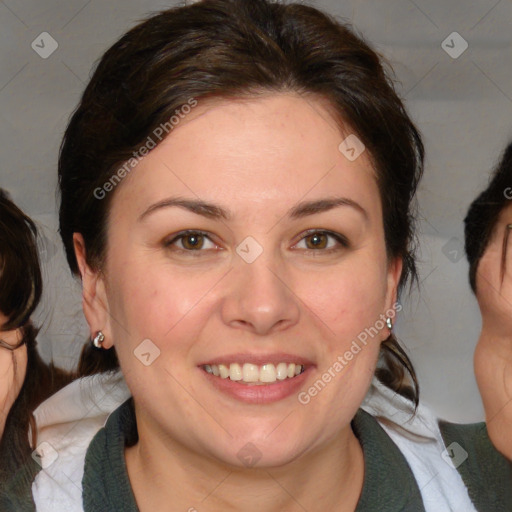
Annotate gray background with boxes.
[1,0,511,422]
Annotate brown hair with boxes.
[59,0,423,404]
[0,189,42,330]
[0,190,73,497]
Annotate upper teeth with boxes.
[203,363,305,383]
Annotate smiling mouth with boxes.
[202,362,306,385]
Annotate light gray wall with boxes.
[1,0,511,422]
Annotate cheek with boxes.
[0,349,26,412]
[0,352,14,408]
[107,259,220,349]
[296,257,388,340]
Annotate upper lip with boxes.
[198,352,315,367]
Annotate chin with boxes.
[204,428,310,470]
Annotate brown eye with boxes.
[165,230,218,253]
[181,233,205,250]
[305,232,328,249]
[294,230,349,252]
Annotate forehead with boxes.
[110,93,381,221]
[498,201,512,220]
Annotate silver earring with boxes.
[386,317,393,330]
[92,331,105,349]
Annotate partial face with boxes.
[475,202,512,327]
[0,312,27,437]
[81,93,400,467]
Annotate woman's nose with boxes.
[220,252,301,336]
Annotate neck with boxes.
[125,409,364,512]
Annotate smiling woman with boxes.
[11,0,512,511]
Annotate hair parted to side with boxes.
[58,0,424,405]
[464,141,512,293]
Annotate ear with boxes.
[73,233,114,349]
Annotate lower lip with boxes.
[200,366,313,404]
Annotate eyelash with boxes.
[164,230,219,256]
[164,229,350,255]
[295,229,350,252]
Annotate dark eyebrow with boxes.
[288,198,367,220]
[138,198,231,222]
[138,196,367,222]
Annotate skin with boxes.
[0,312,27,437]
[474,202,512,460]
[74,93,401,511]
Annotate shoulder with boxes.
[28,371,131,512]
[438,419,512,510]
[82,397,139,511]
[362,378,512,511]
[0,457,40,512]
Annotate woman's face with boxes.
[78,93,401,467]
[0,313,27,436]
